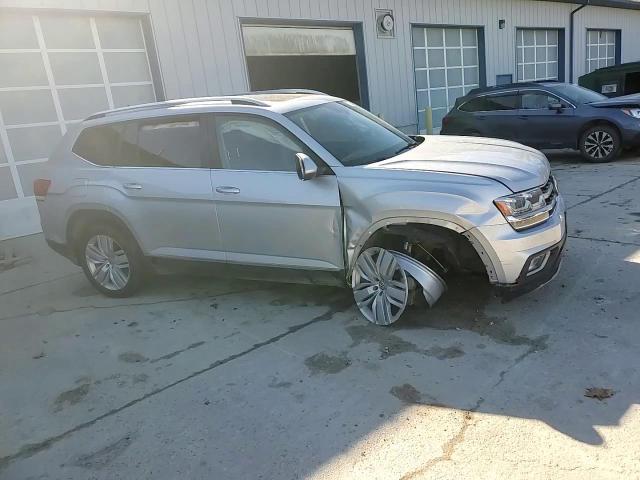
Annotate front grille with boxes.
[541,175,558,213]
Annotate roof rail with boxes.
[235,88,327,96]
[85,95,269,121]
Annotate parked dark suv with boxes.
[441,82,640,162]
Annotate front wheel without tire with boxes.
[579,125,620,163]
[352,247,409,326]
[78,225,144,297]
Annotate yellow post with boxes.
[424,107,433,135]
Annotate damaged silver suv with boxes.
[36,91,566,325]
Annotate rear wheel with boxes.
[579,125,620,163]
[77,224,145,297]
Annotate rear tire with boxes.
[579,125,620,163]
[77,223,145,297]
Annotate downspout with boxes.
[569,2,589,83]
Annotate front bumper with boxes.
[466,194,567,288]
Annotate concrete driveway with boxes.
[1,152,640,479]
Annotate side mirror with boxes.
[295,153,318,181]
[549,102,563,112]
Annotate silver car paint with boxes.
[37,94,566,288]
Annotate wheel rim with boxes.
[584,130,614,159]
[85,234,130,291]
[352,247,409,325]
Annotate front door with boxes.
[515,90,577,148]
[209,113,344,271]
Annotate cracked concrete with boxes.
[2,152,640,479]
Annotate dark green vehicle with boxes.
[579,62,640,98]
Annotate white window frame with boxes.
[586,29,617,74]
[516,28,559,82]
[413,26,481,132]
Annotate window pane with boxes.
[413,49,427,69]
[412,28,425,47]
[136,119,203,168]
[104,52,151,83]
[429,69,446,88]
[0,13,38,49]
[416,91,429,110]
[58,87,109,120]
[445,48,462,67]
[535,30,547,45]
[464,67,479,85]
[96,16,144,50]
[606,45,615,59]
[485,94,518,111]
[444,29,461,47]
[415,70,428,89]
[448,87,464,107]
[536,63,547,80]
[547,30,558,44]
[523,30,535,46]
[432,108,446,129]
[430,89,447,108]
[447,68,463,87]
[40,16,94,49]
[461,29,477,47]
[523,47,535,63]
[0,166,18,200]
[536,46,547,62]
[8,125,62,161]
[548,62,558,78]
[217,118,301,172]
[0,53,48,88]
[49,52,102,85]
[427,49,445,68]
[463,48,478,66]
[426,29,444,47]
[0,90,57,125]
[521,93,550,109]
[524,64,535,80]
[548,47,558,62]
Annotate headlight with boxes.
[494,186,551,231]
[622,108,640,119]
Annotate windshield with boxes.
[285,101,415,166]
[550,84,607,104]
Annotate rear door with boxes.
[515,90,577,148]
[208,113,344,271]
[73,115,223,260]
[459,92,520,141]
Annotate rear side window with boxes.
[460,94,519,112]
[72,116,206,168]
[521,92,559,110]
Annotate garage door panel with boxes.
[40,16,94,49]
[7,126,62,162]
[58,87,109,121]
[0,53,48,88]
[111,84,155,108]
[0,14,38,49]
[104,52,151,83]
[516,28,559,82]
[0,90,58,125]
[96,16,145,49]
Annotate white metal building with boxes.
[1,0,640,240]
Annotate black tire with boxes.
[579,125,621,163]
[76,223,145,297]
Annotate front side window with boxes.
[72,116,205,168]
[286,101,414,167]
[520,92,559,110]
[214,115,309,172]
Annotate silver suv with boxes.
[36,91,566,325]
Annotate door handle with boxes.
[216,186,240,194]
[123,183,142,190]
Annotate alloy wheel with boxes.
[352,247,409,325]
[584,130,615,160]
[85,234,131,291]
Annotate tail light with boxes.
[33,179,51,198]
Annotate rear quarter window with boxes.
[72,116,206,168]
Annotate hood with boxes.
[371,135,550,192]
[588,93,640,108]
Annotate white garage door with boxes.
[586,29,616,74]
[412,26,481,132]
[0,12,156,217]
